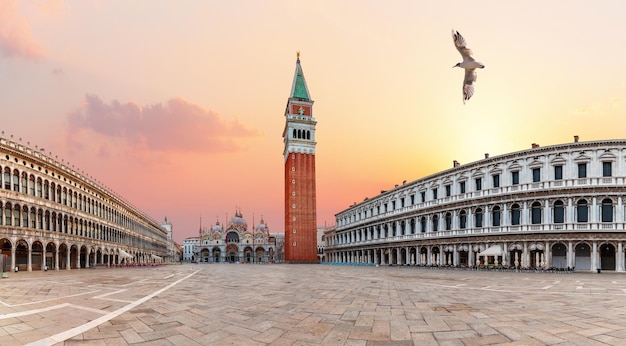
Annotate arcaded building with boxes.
[326,138,626,272]
[0,135,168,271]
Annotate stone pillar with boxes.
[42,246,46,271]
[27,246,32,272]
[67,249,71,270]
[544,241,550,268]
[618,242,624,272]
[592,241,598,271]
[55,248,59,270]
[523,242,528,268]
[568,241,574,269]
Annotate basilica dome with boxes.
[211,221,223,233]
[228,210,248,231]
[255,219,269,233]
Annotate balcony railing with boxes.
[327,222,626,249]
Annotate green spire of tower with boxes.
[290,52,311,100]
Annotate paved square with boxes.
[1,264,626,345]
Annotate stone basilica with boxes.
[193,210,276,263]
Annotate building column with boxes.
[592,241,598,271]
[618,242,624,272]
[67,249,71,270]
[544,241,551,268]
[568,241,574,269]
[11,247,16,271]
[55,248,59,270]
[42,246,46,271]
[523,242,528,268]
[27,246,32,272]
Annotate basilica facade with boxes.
[190,211,276,263]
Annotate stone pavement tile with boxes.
[253,327,286,343]
[390,321,411,341]
[165,333,204,345]
[9,328,48,344]
[128,318,155,333]
[173,324,204,339]
[222,324,262,338]
[120,328,145,343]
[308,321,334,337]
[355,313,374,327]
[3,321,34,334]
[411,332,438,345]
[591,333,626,346]
[348,330,389,341]
[344,340,367,346]
[195,329,232,344]
[459,334,510,346]
[138,329,177,342]
[268,336,297,346]
[468,322,499,336]
[81,328,122,341]
[433,330,478,341]
[575,326,614,337]
[525,330,566,344]
[556,333,609,346]
[321,329,350,344]
[372,320,390,337]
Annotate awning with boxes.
[119,250,133,259]
[478,245,503,256]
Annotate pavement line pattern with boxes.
[26,269,200,346]
[93,289,133,303]
[0,290,99,307]
[0,303,70,319]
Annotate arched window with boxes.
[13,169,20,192]
[4,203,12,225]
[475,208,483,228]
[432,215,439,232]
[601,198,613,222]
[459,210,467,229]
[577,199,588,223]
[307,130,311,140]
[292,129,296,138]
[420,217,426,233]
[492,206,501,226]
[531,202,542,224]
[511,204,521,225]
[3,168,10,189]
[13,204,21,226]
[553,200,565,223]
[445,212,452,230]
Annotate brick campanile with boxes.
[283,53,318,263]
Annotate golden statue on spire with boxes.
[296,51,300,59]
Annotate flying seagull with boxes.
[452,30,485,104]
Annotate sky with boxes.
[2,1,626,244]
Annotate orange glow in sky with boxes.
[2,1,626,243]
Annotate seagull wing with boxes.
[452,30,474,61]
[462,69,477,104]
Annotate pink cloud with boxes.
[0,1,45,59]
[66,94,261,154]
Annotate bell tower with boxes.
[283,52,318,263]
